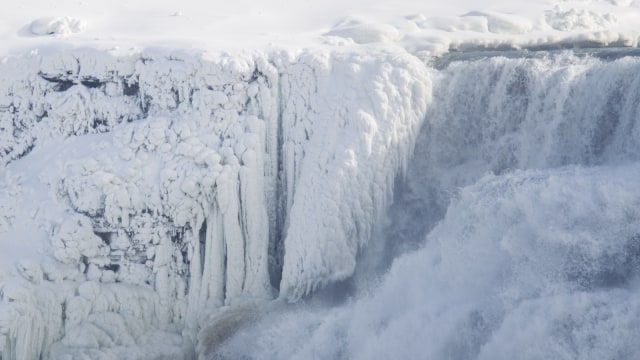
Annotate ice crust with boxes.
[0,47,430,358]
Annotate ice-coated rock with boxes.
[0,47,431,358]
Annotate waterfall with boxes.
[207,51,640,360]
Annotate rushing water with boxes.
[209,50,640,359]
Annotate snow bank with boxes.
[3,0,640,56]
[545,6,618,32]
[29,17,86,36]
[326,18,401,44]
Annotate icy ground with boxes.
[2,0,640,359]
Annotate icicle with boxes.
[217,165,245,302]
[198,203,225,308]
[185,227,202,340]
[239,146,272,299]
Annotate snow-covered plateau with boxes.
[3,0,640,359]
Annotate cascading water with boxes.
[2,46,640,359]
[208,51,640,360]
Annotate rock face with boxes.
[0,48,431,358]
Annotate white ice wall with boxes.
[0,47,431,358]
[278,52,431,299]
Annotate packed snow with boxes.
[2,0,640,359]
[28,17,86,37]
[3,0,640,55]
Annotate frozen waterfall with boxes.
[2,47,640,359]
[0,48,430,359]
[205,51,640,359]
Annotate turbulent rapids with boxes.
[1,48,640,359]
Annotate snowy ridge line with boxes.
[0,47,431,358]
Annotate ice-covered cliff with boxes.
[3,18,640,359]
[208,51,640,360]
[0,47,430,359]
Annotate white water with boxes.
[208,52,640,359]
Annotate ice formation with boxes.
[3,6,640,357]
[205,52,640,359]
[0,48,430,358]
[213,165,640,360]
